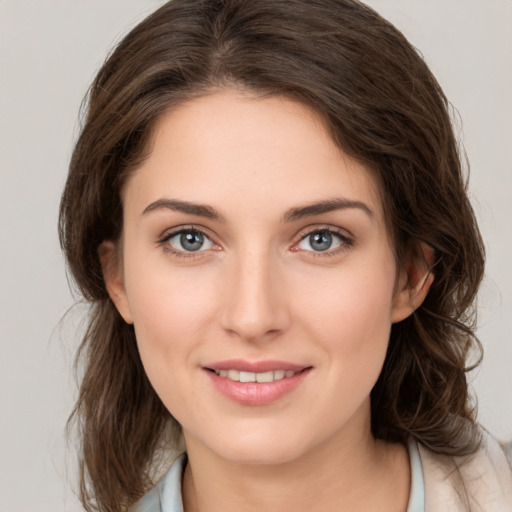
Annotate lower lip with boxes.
[205,368,311,406]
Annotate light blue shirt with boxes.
[407,438,425,512]
[133,440,425,512]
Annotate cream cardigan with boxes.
[419,430,512,511]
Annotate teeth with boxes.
[214,369,299,382]
[274,370,285,380]
[256,371,273,383]
[240,371,256,382]
[227,369,240,381]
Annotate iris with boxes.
[309,231,333,251]
[180,231,204,251]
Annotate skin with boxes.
[101,90,432,511]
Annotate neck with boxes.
[181,409,410,512]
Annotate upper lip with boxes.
[204,359,310,373]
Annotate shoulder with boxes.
[130,454,187,512]
[419,429,512,512]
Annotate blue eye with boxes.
[297,230,350,252]
[166,229,213,252]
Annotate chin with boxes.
[200,428,316,466]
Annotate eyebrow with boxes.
[142,197,373,222]
[142,199,225,221]
[282,198,374,222]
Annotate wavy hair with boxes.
[59,1,485,510]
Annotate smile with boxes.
[204,361,312,405]
[212,369,299,382]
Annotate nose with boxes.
[220,248,290,342]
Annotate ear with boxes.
[98,241,133,324]
[391,242,435,323]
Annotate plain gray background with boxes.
[1,1,511,510]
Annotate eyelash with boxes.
[157,226,216,260]
[293,227,355,258]
[157,225,355,260]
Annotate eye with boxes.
[296,229,352,253]
[164,229,214,253]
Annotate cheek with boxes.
[124,264,221,422]
[297,262,396,337]
[122,250,220,371]
[294,259,396,380]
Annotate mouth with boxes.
[207,368,305,383]
[203,360,312,405]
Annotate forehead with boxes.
[124,90,385,226]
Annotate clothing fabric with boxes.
[418,430,512,511]
[133,454,186,512]
[132,430,512,512]
[408,438,425,512]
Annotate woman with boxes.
[59,0,512,511]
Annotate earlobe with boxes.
[391,242,435,323]
[98,241,134,324]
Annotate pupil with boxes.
[311,232,332,251]
[181,232,203,251]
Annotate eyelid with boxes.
[291,225,355,255]
[157,225,220,258]
[294,224,354,242]
[158,224,208,242]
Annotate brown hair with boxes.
[59,0,485,510]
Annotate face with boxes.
[104,91,421,465]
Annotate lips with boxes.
[204,359,307,373]
[204,359,312,405]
